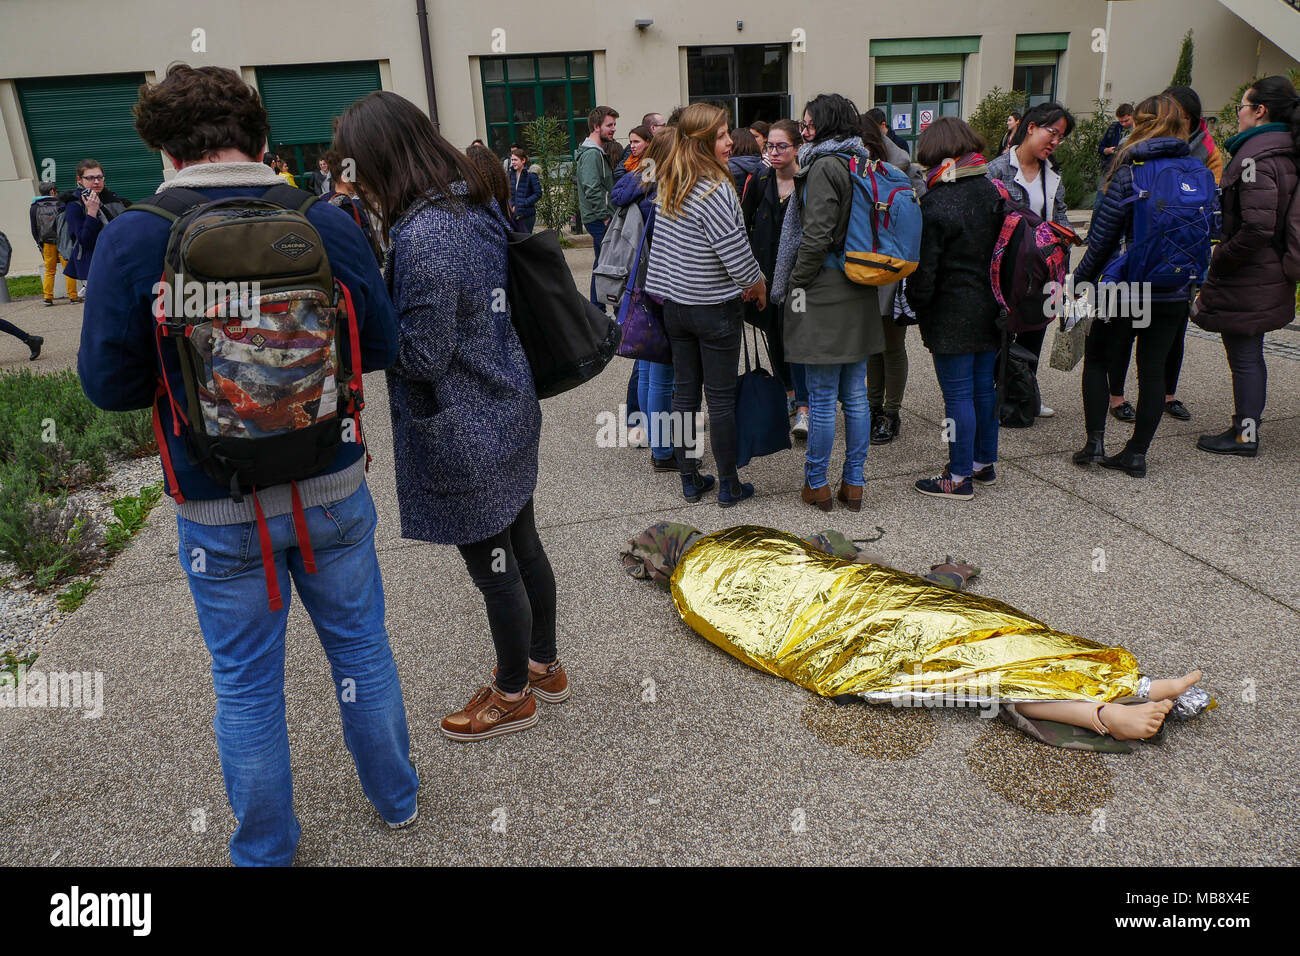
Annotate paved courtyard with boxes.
[2,249,1298,865]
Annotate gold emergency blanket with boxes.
[670,526,1142,703]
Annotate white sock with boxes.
[972,461,989,471]
[948,473,968,483]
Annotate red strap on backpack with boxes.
[151,270,189,436]
[289,481,317,575]
[152,385,186,503]
[251,491,282,613]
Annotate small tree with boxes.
[523,116,578,236]
[968,87,1029,157]
[1171,29,1194,88]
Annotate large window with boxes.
[1014,60,1058,109]
[687,44,790,127]
[873,81,962,157]
[480,53,595,157]
[1014,34,1068,110]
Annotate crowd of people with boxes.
[23,58,1293,865]
[579,77,1299,503]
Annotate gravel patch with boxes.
[0,455,161,661]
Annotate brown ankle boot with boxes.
[801,482,833,512]
[836,482,862,512]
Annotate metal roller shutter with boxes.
[17,73,161,202]
[256,61,382,149]
[874,55,964,85]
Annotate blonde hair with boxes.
[640,126,676,187]
[656,103,732,219]
[1104,94,1188,191]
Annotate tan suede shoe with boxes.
[440,685,537,741]
[801,482,832,513]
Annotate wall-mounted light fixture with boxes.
[635,18,653,30]
[736,20,744,31]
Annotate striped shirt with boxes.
[645,178,763,304]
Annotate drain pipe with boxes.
[416,0,440,128]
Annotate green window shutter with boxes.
[1016,33,1069,53]
[870,36,980,57]
[874,55,964,85]
[256,61,382,147]
[1015,50,1059,67]
[17,73,162,202]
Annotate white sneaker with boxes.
[1037,404,1055,418]
[627,426,649,448]
[791,409,810,440]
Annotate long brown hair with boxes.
[1103,94,1187,191]
[657,103,731,219]
[332,91,491,242]
[466,143,512,221]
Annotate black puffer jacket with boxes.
[1075,137,1199,304]
[905,173,1003,355]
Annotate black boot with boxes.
[26,335,43,361]
[1100,450,1147,478]
[1072,431,1105,466]
[871,409,899,445]
[1196,426,1258,458]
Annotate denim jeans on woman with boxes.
[636,359,675,461]
[931,350,999,478]
[664,297,743,478]
[177,481,418,866]
[804,359,871,488]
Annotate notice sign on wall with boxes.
[919,109,934,131]
[893,113,911,131]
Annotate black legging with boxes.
[1,319,33,343]
[1082,300,1189,456]
[1107,314,1188,398]
[455,497,557,694]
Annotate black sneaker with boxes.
[1110,401,1136,423]
[1164,399,1191,421]
[915,473,974,500]
[43,298,54,307]
[27,335,43,361]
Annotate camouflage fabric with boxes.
[621,522,705,590]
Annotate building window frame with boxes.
[479,52,595,158]
[685,43,791,128]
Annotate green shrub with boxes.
[968,87,1028,159]
[524,115,579,235]
[0,492,101,586]
[1055,99,1113,210]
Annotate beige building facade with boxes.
[1,0,1296,274]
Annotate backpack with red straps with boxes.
[988,178,1082,333]
[128,183,365,610]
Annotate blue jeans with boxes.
[804,359,871,488]
[790,362,808,408]
[177,481,418,866]
[932,350,999,478]
[636,359,675,460]
[585,219,607,307]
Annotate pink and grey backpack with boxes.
[988,179,1082,333]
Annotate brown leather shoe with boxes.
[801,481,833,512]
[836,482,862,512]
[440,684,537,741]
[493,660,571,703]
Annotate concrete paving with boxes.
[2,253,1298,866]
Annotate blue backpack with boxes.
[1103,156,1218,291]
[819,154,922,286]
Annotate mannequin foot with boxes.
[1148,669,1202,701]
[1101,699,1173,740]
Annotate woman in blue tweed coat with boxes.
[335,91,567,743]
